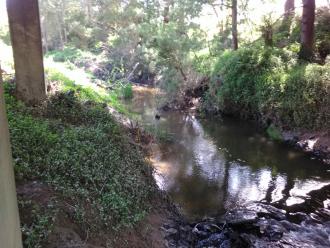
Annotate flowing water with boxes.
[124,86,330,221]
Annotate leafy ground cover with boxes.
[5,79,157,247]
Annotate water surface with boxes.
[124,86,330,220]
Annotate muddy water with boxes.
[124,86,330,221]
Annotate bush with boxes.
[207,46,330,130]
[279,63,330,129]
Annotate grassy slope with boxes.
[5,74,156,247]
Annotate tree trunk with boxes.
[299,0,315,61]
[6,0,46,105]
[0,64,23,248]
[231,0,238,50]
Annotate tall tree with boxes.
[231,0,238,50]
[0,64,23,248]
[299,0,315,61]
[6,0,46,104]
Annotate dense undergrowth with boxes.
[204,46,330,131]
[5,81,156,247]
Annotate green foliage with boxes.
[38,0,330,105]
[279,63,330,128]
[5,85,156,241]
[151,21,207,95]
[192,52,216,75]
[208,46,330,130]
[49,47,83,63]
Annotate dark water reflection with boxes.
[124,87,330,220]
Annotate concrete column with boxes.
[0,64,22,248]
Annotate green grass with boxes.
[5,83,156,247]
[46,68,128,114]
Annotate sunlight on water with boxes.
[286,179,330,206]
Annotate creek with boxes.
[123,86,330,247]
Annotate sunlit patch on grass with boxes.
[45,66,128,114]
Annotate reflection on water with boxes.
[124,86,330,220]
